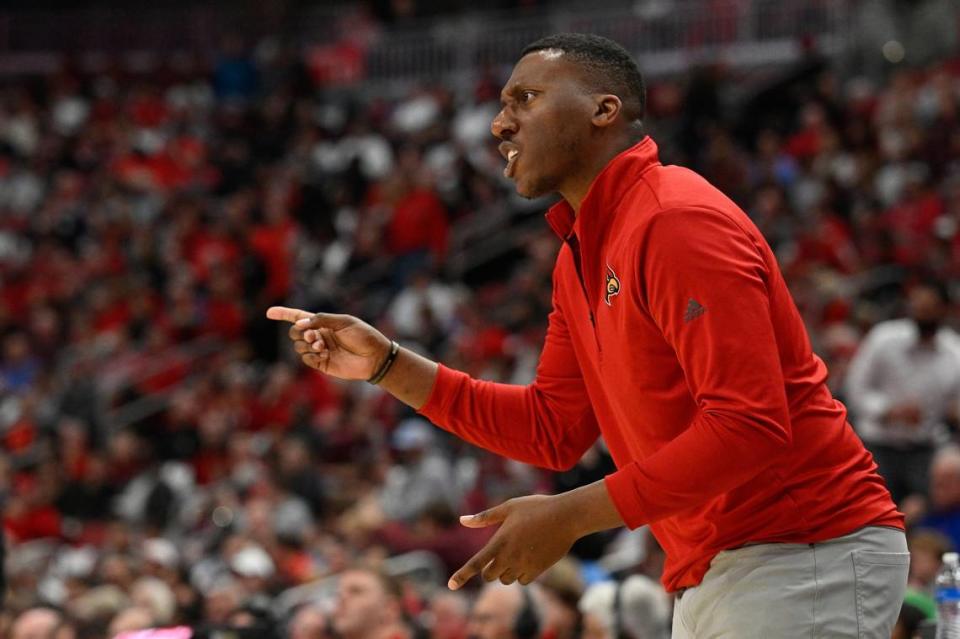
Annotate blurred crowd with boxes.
[1,4,960,638]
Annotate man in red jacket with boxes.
[269,34,908,636]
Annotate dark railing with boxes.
[362,1,852,81]
[0,1,852,79]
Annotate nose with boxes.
[491,107,516,140]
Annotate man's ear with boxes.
[591,94,623,128]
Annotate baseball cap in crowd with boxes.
[230,545,275,579]
[143,538,180,570]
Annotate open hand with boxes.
[266,306,391,380]
[448,494,583,590]
[886,402,923,428]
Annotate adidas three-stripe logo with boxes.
[684,298,706,323]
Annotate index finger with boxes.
[448,542,499,590]
[266,306,313,323]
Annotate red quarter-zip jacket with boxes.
[418,137,903,592]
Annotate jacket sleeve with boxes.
[604,207,794,528]
[418,268,600,471]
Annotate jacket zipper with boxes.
[566,233,602,355]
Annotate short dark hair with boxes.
[521,33,646,126]
[907,273,951,305]
[349,565,404,602]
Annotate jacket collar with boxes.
[544,136,660,240]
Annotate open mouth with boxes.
[504,149,519,178]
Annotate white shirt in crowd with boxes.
[387,279,466,338]
[845,319,960,447]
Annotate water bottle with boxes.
[936,552,960,638]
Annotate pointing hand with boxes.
[266,306,392,381]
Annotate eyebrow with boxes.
[499,84,540,106]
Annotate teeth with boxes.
[507,150,518,161]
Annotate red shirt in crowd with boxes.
[250,217,298,301]
[386,188,449,260]
[418,138,902,592]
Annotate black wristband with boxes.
[368,340,400,385]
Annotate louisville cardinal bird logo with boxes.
[604,264,621,306]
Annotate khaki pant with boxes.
[671,526,909,638]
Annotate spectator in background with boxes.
[380,418,461,523]
[107,606,155,636]
[225,600,280,639]
[536,557,584,639]
[466,582,545,639]
[331,567,413,639]
[202,578,245,626]
[903,529,951,623]
[287,603,332,639]
[426,591,469,639]
[69,585,129,634]
[381,155,451,284]
[213,36,259,102]
[578,576,671,639]
[0,332,40,394]
[141,539,181,586]
[374,500,495,577]
[916,446,960,550]
[10,606,70,639]
[845,279,960,503]
[229,544,278,599]
[387,269,466,343]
